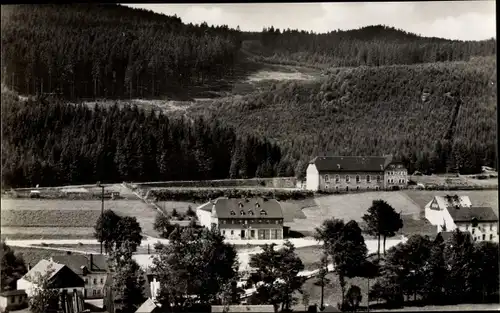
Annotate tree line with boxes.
[1,4,241,100]
[246,25,496,68]
[197,56,497,176]
[1,93,292,188]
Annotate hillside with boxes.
[187,56,497,176]
[0,92,292,188]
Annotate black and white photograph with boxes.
[0,1,497,312]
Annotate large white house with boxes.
[425,195,498,242]
[306,155,408,192]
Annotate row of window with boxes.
[325,174,381,183]
[84,278,104,285]
[220,219,280,225]
[468,223,495,232]
[387,171,407,176]
[9,294,26,304]
[326,185,380,191]
[387,179,406,184]
[230,209,267,216]
[473,234,495,241]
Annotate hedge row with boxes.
[148,188,314,202]
[134,177,297,189]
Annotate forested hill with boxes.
[188,56,497,176]
[1,4,242,100]
[243,25,496,68]
[1,91,294,188]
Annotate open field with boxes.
[1,227,95,239]
[0,199,162,238]
[8,246,86,268]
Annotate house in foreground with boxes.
[0,290,28,312]
[136,298,162,313]
[425,195,498,242]
[197,197,284,240]
[51,253,109,299]
[17,259,85,298]
[211,304,275,312]
[306,155,408,192]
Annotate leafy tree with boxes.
[94,209,122,253]
[111,254,146,313]
[115,216,143,251]
[171,208,179,218]
[1,241,27,291]
[346,285,362,312]
[186,205,196,217]
[362,200,404,258]
[313,253,330,311]
[315,219,368,304]
[301,290,310,312]
[94,210,142,253]
[152,227,238,311]
[154,212,175,239]
[249,241,305,312]
[422,239,447,304]
[471,241,499,302]
[27,265,60,313]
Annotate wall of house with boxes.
[219,226,284,240]
[196,208,212,228]
[457,221,499,243]
[0,294,28,312]
[306,164,319,191]
[318,171,385,192]
[151,277,160,301]
[424,198,456,232]
[82,273,107,299]
[384,166,408,189]
[16,279,33,298]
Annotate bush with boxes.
[150,188,314,202]
[186,205,196,217]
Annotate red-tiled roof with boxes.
[448,206,498,222]
[213,198,283,219]
[310,155,394,172]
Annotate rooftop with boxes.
[0,289,27,297]
[449,206,498,222]
[309,155,394,172]
[212,198,283,219]
[51,254,108,275]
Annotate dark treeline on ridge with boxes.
[244,25,496,68]
[1,4,241,100]
[1,92,292,188]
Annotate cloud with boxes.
[123,2,496,41]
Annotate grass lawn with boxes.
[295,245,324,271]
[9,246,86,268]
[1,227,96,240]
[409,174,498,187]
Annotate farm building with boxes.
[51,253,108,299]
[306,155,408,192]
[425,195,498,242]
[17,259,85,298]
[0,290,28,312]
[197,197,284,240]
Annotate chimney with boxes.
[28,263,31,271]
[337,164,340,169]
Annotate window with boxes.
[345,175,350,182]
[248,210,254,215]
[466,224,469,230]
[491,224,493,231]
[97,290,101,295]
[85,278,88,284]
[335,175,340,183]
[375,186,379,191]
[223,230,226,235]
[324,174,330,182]
[482,234,486,240]
[245,220,248,224]
[100,278,103,284]
[366,175,371,183]
[240,210,245,215]
[93,290,97,296]
[260,210,267,215]
[356,186,360,190]
[472,228,475,234]
[377,175,381,182]
[335,186,339,191]
[490,234,494,240]
[93,279,97,284]
[230,210,235,216]
[356,175,360,183]
[346,186,349,191]
[231,230,234,235]
[276,220,279,224]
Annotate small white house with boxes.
[425,195,498,242]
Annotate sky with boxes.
[124,1,495,41]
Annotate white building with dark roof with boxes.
[425,195,498,242]
[306,155,408,192]
[196,197,284,240]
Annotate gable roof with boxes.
[135,298,160,313]
[448,206,498,222]
[51,254,108,274]
[0,290,27,297]
[21,259,85,288]
[434,195,472,209]
[212,198,283,219]
[211,305,275,312]
[309,155,394,172]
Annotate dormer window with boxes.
[230,210,236,216]
[356,175,360,183]
[240,210,245,215]
[345,175,350,182]
[260,209,267,216]
[238,202,244,208]
[248,210,254,215]
[255,202,260,208]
